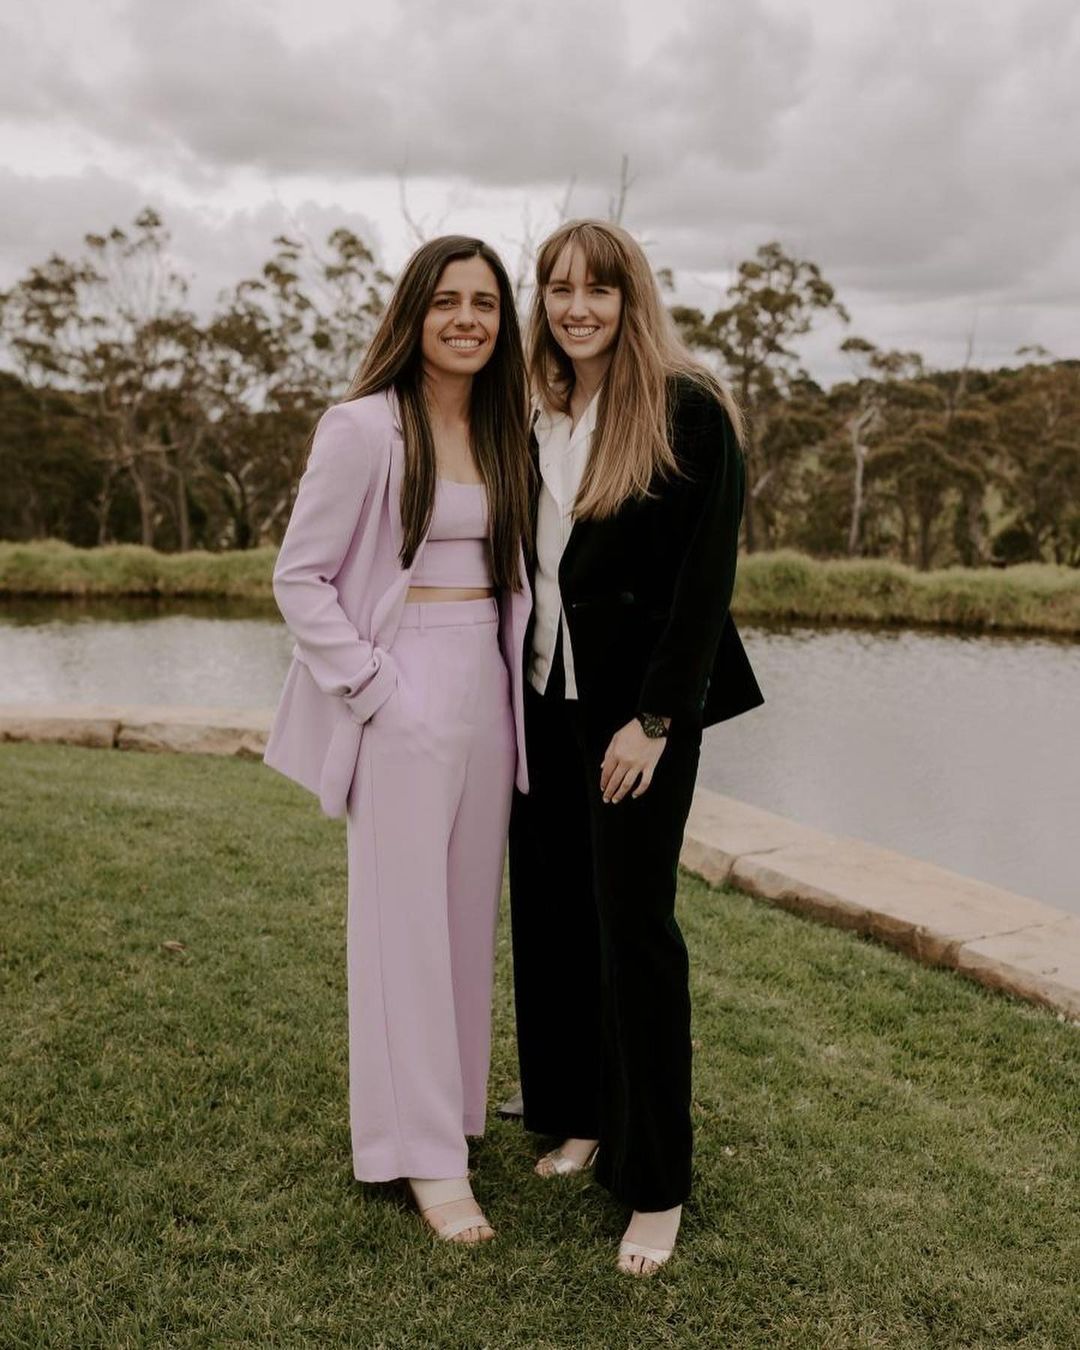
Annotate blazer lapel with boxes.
[387,430,407,563]
[385,389,408,563]
[558,512,587,588]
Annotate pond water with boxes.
[3,599,1078,916]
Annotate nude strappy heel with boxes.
[617,1238,673,1276]
[407,1177,494,1243]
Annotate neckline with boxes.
[536,388,601,441]
[438,476,485,488]
[568,387,601,439]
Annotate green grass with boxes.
[0,539,279,600]
[734,551,1080,635]
[3,540,1079,635]
[1,744,1078,1349]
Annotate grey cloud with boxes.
[7,0,802,185]
[0,168,145,272]
[0,22,51,118]
[631,0,1080,308]
[2,0,1077,374]
[21,0,1073,311]
[0,169,382,316]
[105,0,632,182]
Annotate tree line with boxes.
[1,210,1077,567]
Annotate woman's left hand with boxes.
[600,718,670,804]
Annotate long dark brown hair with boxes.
[342,235,530,589]
[529,220,744,519]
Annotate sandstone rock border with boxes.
[3,703,1077,1021]
[0,703,271,759]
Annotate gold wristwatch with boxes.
[637,713,668,739]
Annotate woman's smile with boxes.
[421,254,501,377]
[543,245,623,365]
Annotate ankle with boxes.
[624,1204,683,1241]
[408,1176,473,1211]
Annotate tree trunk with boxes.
[127,458,156,548]
[896,501,911,566]
[742,430,759,552]
[917,505,934,571]
[174,450,191,553]
[848,444,865,555]
[957,485,985,566]
[94,465,116,545]
[847,404,877,556]
[740,370,757,552]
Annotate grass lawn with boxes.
[1,745,1077,1349]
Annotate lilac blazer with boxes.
[263,389,531,817]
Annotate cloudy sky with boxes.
[2,0,1077,384]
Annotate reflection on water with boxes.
[700,624,1080,916]
[2,602,1078,915]
[0,600,292,707]
[1,596,279,625]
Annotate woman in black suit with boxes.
[508,219,763,1276]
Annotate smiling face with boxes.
[543,245,623,367]
[421,254,501,380]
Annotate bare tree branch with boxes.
[555,174,577,224]
[607,154,635,224]
[396,171,428,247]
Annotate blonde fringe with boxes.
[528,220,743,520]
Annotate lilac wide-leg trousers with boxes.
[345,598,515,1182]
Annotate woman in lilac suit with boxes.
[265,237,532,1244]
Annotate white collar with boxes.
[535,389,600,445]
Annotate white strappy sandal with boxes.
[407,1177,494,1243]
[617,1203,682,1276]
[534,1141,599,1177]
[617,1239,673,1276]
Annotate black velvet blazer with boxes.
[531,376,764,729]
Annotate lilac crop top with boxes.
[410,478,493,588]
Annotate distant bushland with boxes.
[3,211,1077,571]
[3,540,1077,635]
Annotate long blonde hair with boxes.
[529,220,744,519]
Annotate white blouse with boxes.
[528,393,599,699]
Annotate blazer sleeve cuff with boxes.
[635,670,708,725]
[343,649,398,724]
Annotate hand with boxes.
[600,718,669,804]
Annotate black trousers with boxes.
[508,668,702,1212]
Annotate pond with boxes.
[3,598,1078,916]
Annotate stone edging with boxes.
[0,703,271,758]
[3,703,1078,1021]
[682,791,1080,1021]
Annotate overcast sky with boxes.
[2,0,1077,385]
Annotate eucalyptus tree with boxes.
[200,227,390,547]
[0,372,100,543]
[991,352,1080,565]
[0,208,198,546]
[671,241,849,551]
[830,338,927,556]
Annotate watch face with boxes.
[639,713,667,739]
